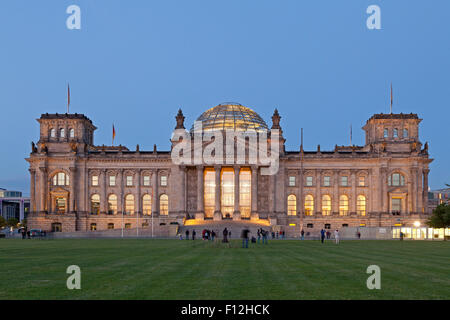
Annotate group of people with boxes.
[320,229,340,244]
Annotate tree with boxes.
[427,203,450,240]
[0,216,6,229]
[6,218,19,228]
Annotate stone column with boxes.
[333,170,339,215]
[380,168,388,213]
[195,166,204,219]
[180,166,186,215]
[118,169,124,214]
[351,170,356,214]
[152,169,159,216]
[417,167,423,213]
[408,168,416,214]
[136,169,141,216]
[251,166,258,220]
[39,167,47,213]
[214,166,221,220]
[29,169,36,213]
[233,166,241,220]
[271,173,277,214]
[315,170,321,215]
[69,167,76,213]
[101,169,107,214]
[423,169,429,213]
[298,168,304,218]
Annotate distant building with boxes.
[428,188,450,210]
[0,188,30,222]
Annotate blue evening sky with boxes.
[0,0,449,195]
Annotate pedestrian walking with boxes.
[192,229,196,240]
[301,229,305,240]
[320,229,326,243]
[334,229,340,244]
[185,229,189,240]
[222,227,229,243]
[241,227,250,248]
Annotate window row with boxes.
[90,193,168,215]
[50,128,75,138]
[90,174,167,187]
[289,175,366,187]
[383,128,409,139]
[287,194,367,216]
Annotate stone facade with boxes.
[26,105,432,235]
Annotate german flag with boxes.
[112,124,116,145]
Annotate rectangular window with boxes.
[323,176,331,187]
[392,198,402,214]
[306,176,313,187]
[126,175,133,186]
[289,176,296,187]
[109,175,116,186]
[384,128,389,138]
[358,176,365,187]
[143,175,150,186]
[161,175,167,186]
[92,175,99,186]
[341,176,348,187]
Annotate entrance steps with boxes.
[180,219,272,239]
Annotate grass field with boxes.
[0,238,449,300]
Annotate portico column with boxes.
[417,167,423,213]
[180,166,186,215]
[423,169,429,214]
[195,166,204,219]
[233,166,241,220]
[29,169,36,213]
[152,169,159,216]
[214,166,221,220]
[251,166,258,220]
[69,167,76,212]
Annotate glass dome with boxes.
[191,103,268,132]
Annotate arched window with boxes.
[388,173,405,186]
[383,128,389,138]
[142,194,152,215]
[287,194,296,215]
[125,194,135,215]
[50,128,56,138]
[393,128,398,138]
[160,194,168,215]
[53,172,69,186]
[357,195,366,216]
[69,128,75,138]
[60,128,65,138]
[322,195,331,216]
[90,194,100,215]
[339,195,349,216]
[108,194,117,215]
[403,128,408,138]
[304,195,314,216]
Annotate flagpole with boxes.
[67,83,70,113]
[390,83,393,114]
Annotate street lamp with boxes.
[414,221,421,227]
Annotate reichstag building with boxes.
[26,103,432,236]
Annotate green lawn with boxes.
[0,238,448,300]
